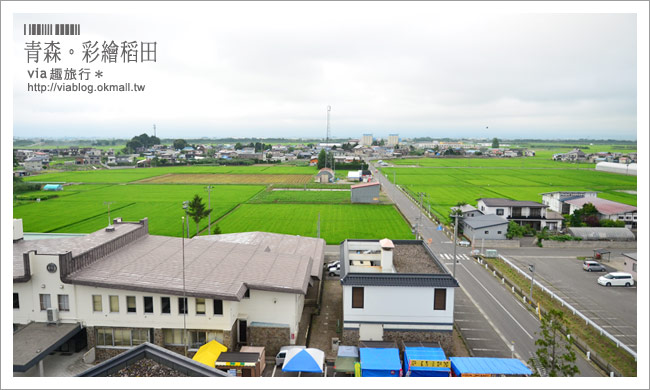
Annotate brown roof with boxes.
[351,182,380,189]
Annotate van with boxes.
[328,263,341,277]
[597,272,635,287]
[583,260,606,272]
[458,240,470,247]
[275,345,306,366]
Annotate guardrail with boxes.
[497,254,637,362]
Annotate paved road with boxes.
[499,247,637,352]
[371,164,603,377]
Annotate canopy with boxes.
[450,357,532,377]
[192,340,227,367]
[404,347,450,377]
[360,348,401,377]
[282,348,324,373]
[337,345,359,358]
[334,356,359,373]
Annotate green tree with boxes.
[213,224,222,235]
[492,137,500,148]
[529,309,579,377]
[186,194,212,237]
[506,221,526,239]
[317,149,327,169]
[234,142,244,150]
[173,139,187,150]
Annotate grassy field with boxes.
[382,165,637,224]
[249,190,351,204]
[392,157,595,168]
[22,165,318,183]
[216,203,414,244]
[138,173,313,185]
[14,184,265,237]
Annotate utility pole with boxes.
[317,213,321,238]
[417,192,424,239]
[103,201,114,227]
[183,200,189,239]
[205,185,213,234]
[181,215,187,357]
[453,214,458,278]
[529,264,536,303]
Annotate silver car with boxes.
[583,260,606,272]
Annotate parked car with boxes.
[583,260,606,272]
[458,240,470,247]
[327,260,340,269]
[275,345,306,366]
[597,272,635,287]
[328,263,341,277]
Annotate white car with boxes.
[598,272,635,287]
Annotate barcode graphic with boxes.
[23,24,80,36]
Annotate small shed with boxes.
[215,352,261,377]
[351,182,380,204]
[316,168,335,183]
[359,348,402,377]
[334,345,359,377]
[347,170,362,181]
[43,184,63,191]
[403,346,450,377]
[449,357,532,377]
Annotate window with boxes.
[96,327,150,347]
[497,231,502,234]
[126,296,136,313]
[13,293,19,309]
[214,299,223,315]
[161,297,170,314]
[195,298,206,315]
[144,297,153,313]
[163,329,185,346]
[485,231,489,234]
[632,263,637,272]
[496,208,504,216]
[39,294,51,311]
[434,289,447,310]
[178,297,188,314]
[243,289,250,299]
[109,295,119,313]
[92,295,102,312]
[352,287,364,309]
[188,330,224,349]
[58,294,70,312]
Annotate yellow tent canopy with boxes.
[192,340,228,367]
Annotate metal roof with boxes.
[351,181,380,189]
[342,273,458,288]
[462,214,509,229]
[565,197,636,215]
[478,198,547,208]
[13,322,83,372]
[568,227,636,241]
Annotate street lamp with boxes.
[103,201,114,227]
[204,186,213,234]
[181,214,188,357]
[529,264,536,303]
[182,200,189,239]
[452,212,459,278]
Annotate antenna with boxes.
[103,201,114,227]
[326,106,331,143]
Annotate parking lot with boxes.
[499,247,637,352]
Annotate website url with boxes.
[27,82,146,94]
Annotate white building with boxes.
[541,191,599,215]
[387,134,399,147]
[340,239,458,353]
[595,162,637,176]
[13,218,324,368]
[564,197,637,229]
[476,198,563,231]
[361,134,373,146]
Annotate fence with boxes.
[476,255,633,376]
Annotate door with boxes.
[238,319,247,343]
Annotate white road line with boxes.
[460,328,488,331]
[462,254,469,260]
[442,253,451,260]
[454,311,471,314]
[466,338,492,341]
[460,262,534,340]
[601,325,635,328]
[445,263,453,266]
[472,348,504,352]
[455,319,483,322]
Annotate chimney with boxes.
[379,238,395,273]
[13,219,24,241]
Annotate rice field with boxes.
[137,173,312,185]
[392,157,595,168]
[216,203,414,244]
[382,165,637,224]
[249,190,351,204]
[13,184,265,236]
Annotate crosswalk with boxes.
[438,253,470,260]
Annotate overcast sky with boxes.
[12,5,638,140]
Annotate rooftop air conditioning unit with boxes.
[46,308,59,325]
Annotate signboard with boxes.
[410,360,451,368]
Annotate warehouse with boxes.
[595,162,637,176]
[351,182,380,203]
[461,214,509,240]
[564,197,637,229]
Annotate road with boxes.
[371,164,603,377]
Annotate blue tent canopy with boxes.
[281,348,324,373]
[404,347,450,377]
[450,357,532,377]
[360,348,401,377]
[43,184,63,191]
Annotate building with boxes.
[13,218,325,366]
[340,239,458,353]
[347,170,362,182]
[351,182,380,203]
[24,156,48,171]
[476,198,563,231]
[43,184,63,191]
[315,168,335,183]
[361,134,373,146]
[622,253,637,280]
[563,197,637,229]
[461,215,509,240]
[541,191,599,215]
[387,134,399,147]
[567,227,636,241]
[450,204,482,218]
[595,162,637,176]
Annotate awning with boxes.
[404,347,450,377]
[450,357,532,377]
[282,348,324,373]
[192,340,227,367]
[360,348,402,377]
[13,322,83,372]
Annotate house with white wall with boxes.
[476,198,564,231]
[541,191,599,215]
[13,218,324,369]
[340,239,458,353]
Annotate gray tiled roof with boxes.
[462,214,509,229]
[478,198,547,208]
[342,273,458,288]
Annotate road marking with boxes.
[466,338,492,341]
[461,254,470,260]
[455,319,484,322]
[601,325,635,328]
[445,263,453,266]
[460,262,534,340]
[454,311,471,314]
[460,328,489,331]
[472,348,504,352]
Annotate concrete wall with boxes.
[471,238,520,248]
[237,290,302,341]
[343,285,454,329]
[539,240,637,249]
[351,185,380,204]
[464,224,507,240]
[248,325,290,357]
[384,329,453,354]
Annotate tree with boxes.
[317,149,327,169]
[492,137,500,148]
[529,309,579,377]
[213,224,222,235]
[173,139,187,150]
[186,194,212,237]
[234,142,244,150]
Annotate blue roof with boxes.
[43,184,63,190]
[360,348,401,370]
[404,347,449,374]
[450,357,532,376]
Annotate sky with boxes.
[9,4,641,140]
